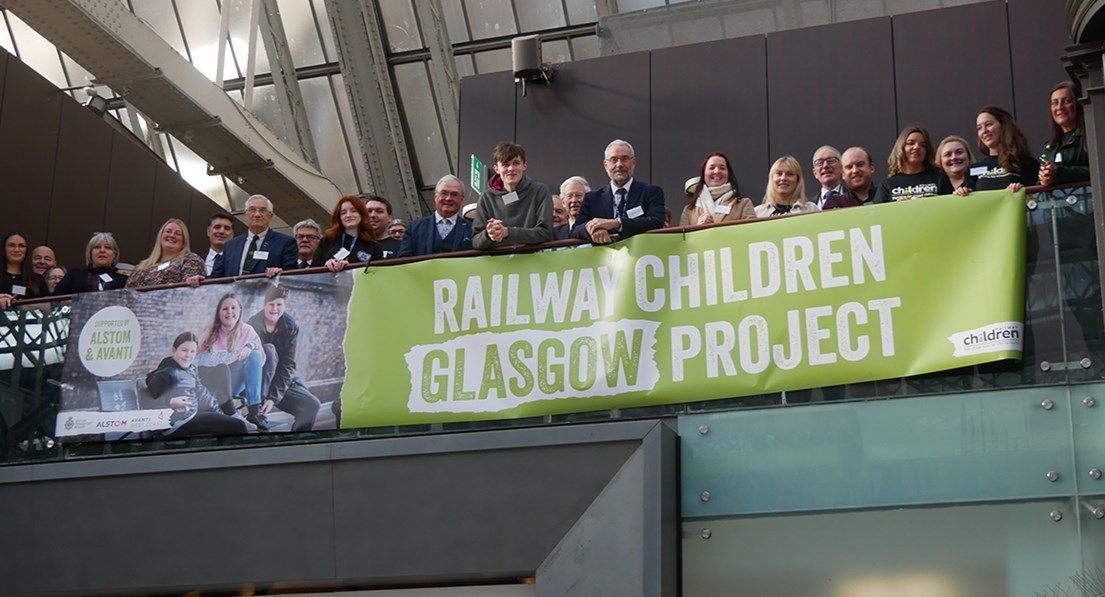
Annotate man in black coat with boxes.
[249,285,322,432]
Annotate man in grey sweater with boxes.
[472,141,553,250]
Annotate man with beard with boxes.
[824,147,877,209]
[571,140,663,244]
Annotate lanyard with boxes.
[340,233,357,252]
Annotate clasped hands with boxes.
[585,217,621,244]
[485,219,510,243]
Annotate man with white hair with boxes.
[811,145,846,208]
[211,194,297,278]
[398,175,473,257]
[572,140,664,244]
[559,175,590,229]
[292,219,322,268]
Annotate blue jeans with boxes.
[229,349,263,406]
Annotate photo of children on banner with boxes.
[56,272,351,440]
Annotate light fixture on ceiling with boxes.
[82,86,108,117]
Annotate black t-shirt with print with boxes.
[873,168,942,203]
[970,154,1040,191]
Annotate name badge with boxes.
[502,191,520,205]
[713,204,732,215]
[99,273,113,283]
[1055,152,1063,164]
[969,166,988,176]
[11,285,25,296]
[333,247,350,260]
[253,250,269,260]
[626,206,644,218]
[156,261,171,271]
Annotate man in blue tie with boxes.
[571,139,665,244]
[211,195,297,278]
[398,175,473,257]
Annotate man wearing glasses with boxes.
[211,194,297,278]
[398,175,473,257]
[292,219,322,268]
[811,145,846,209]
[572,139,664,244]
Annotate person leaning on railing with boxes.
[754,156,818,217]
[54,232,127,295]
[313,195,381,272]
[960,106,1039,195]
[936,135,976,195]
[1039,81,1089,187]
[125,218,206,289]
[681,152,755,226]
[873,126,942,203]
[0,231,47,309]
[472,141,553,250]
[398,175,472,257]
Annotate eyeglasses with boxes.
[294,234,320,241]
[436,191,463,199]
[245,207,271,214]
[604,156,634,164]
[813,157,840,167]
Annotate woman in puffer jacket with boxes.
[145,332,248,437]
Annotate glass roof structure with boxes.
[0,0,987,218]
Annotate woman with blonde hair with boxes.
[754,156,818,217]
[873,126,941,203]
[125,218,206,289]
[195,292,268,430]
[935,135,976,195]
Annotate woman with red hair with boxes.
[313,195,382,272]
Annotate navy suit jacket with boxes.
[211,229,297,277]
[398,214,473,257]
[570,180,665,241]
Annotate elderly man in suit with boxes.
[398,175,473,257]
[211,195,297,278]
[571,139,664,244]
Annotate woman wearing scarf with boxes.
[680,152,756,226]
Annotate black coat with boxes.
[145,356,222,429]
[247,310,301,404]
[53,267,127,295]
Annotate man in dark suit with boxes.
[292,219,322,268]
[398,175,473,257]
[211,194,297,278]
[571,139,664,244]
[811,145,846,208]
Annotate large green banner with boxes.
[343,190,1026,427]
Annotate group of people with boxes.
[145,285,322,435]
[3,82,1084,308]
[0,82,1090,434]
